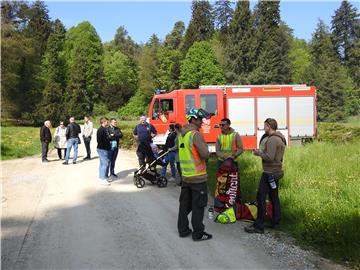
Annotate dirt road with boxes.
[1,137,341,269]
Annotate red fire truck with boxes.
[148,85,316,151]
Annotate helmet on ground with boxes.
[185,108,212,121]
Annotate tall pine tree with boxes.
[331,0,360,66]
[213,0,233,33]
[181,0,214,54]
[164,21,185,50]
[226,0,254,83]
[18,0,52,118]
[37,19,66,124]
[248,0,291,84]
[307,20,355,121]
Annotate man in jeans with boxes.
[63,117,81,165]
[40,120,52,163]
[83,115,93,160]
[245,118,286,234]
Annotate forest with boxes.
[1,0,359,125]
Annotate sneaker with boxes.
[179,228,192,238]
[42,159,49,163]
[73,161,77,164]
[244,224,264,234]
[83,157,89,160]
[111,173,118,178]
[107,177,113,183]
[169,177,176,182]
[193,232,212,242]
[62,161,69,165]
[99,179,110,186]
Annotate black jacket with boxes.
[108,126,123,144]
[165,131,177,151]
[40,125,52,143]
[66,122,81,139]
[97,126,111,150]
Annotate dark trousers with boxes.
[136,145,154,167]
[57,148,67,159]
[41,141,49,161]
[254,172,283,229]
[109,147,119,175]
[176,162,182,177]
[178,181,208,238]
[83,136,91,158]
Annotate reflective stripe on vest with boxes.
[219,132,236,160]
[178,130,206,177]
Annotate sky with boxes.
[45,1,358,44]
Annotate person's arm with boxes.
[40,127,44,141]
[150,124,157,136]
[215,137,225,159]
[133,125,138,140]
[193,132,210,160]
[65,125,70,139]
[168,136,178,152]
[255,137,277,161]
[234,133,244,158]
[89,122,93,137]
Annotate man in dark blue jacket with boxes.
[133,115,157,167]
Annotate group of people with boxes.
[40,108,286,241]
[40,116,93,164]
[174,108,286,241]
[40,116,123,186]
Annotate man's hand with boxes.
[253,149,261,156]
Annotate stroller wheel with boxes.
[157,176,168,188]
[134,175,145,188]
[137,177,145,188]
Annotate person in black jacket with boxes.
[108,118,123,179]
[97,117,111,185]
[40,120,52,163]
[160,124,177,181]
[63,117,81,165]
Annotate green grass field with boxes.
[207,141,360,266]
[1,126,45,160]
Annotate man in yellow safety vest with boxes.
[177,108,212,241]
[216,118,243,167]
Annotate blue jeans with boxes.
[109,147,119,175]
[65,138,78,162]
[161,151,176,178]
[97,148,110,180]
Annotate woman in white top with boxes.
[54,121,67,159]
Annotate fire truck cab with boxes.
[148,85,316,152]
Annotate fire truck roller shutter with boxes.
[289,96,315,138]
[228,98,255,136]
[257,97,289,146]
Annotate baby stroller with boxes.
[133,150,169,188]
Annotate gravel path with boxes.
[1,135,348,269]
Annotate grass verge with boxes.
[207,141,360,267]
[1,126,44,160]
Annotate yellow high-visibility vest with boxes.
[178,130,206,177]
[218,132,237,160]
